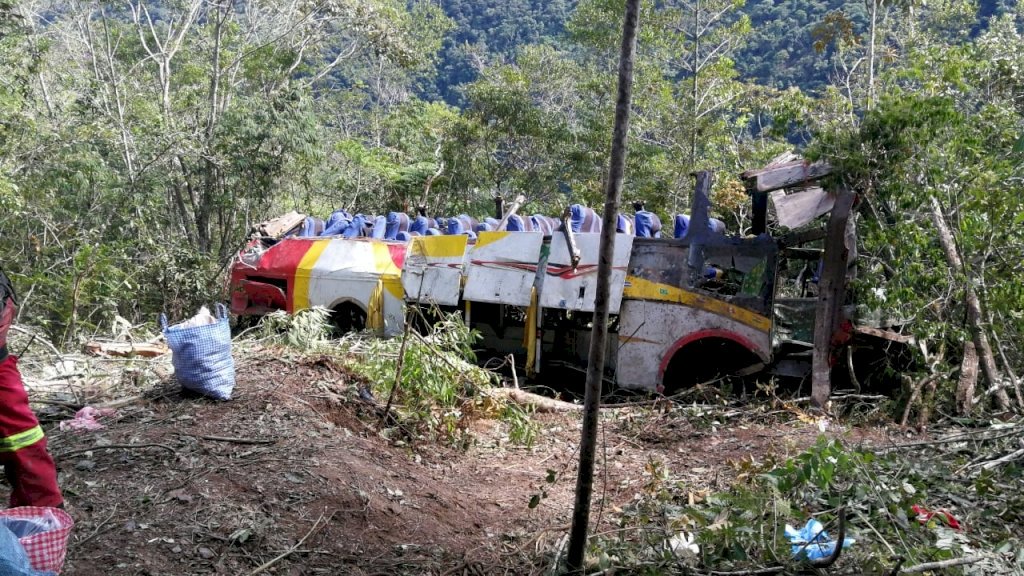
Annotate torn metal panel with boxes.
[463,231,545,306]
[401,235,468,306]
[770,187,836,229]
[541,233,633,313]
[774,298,817,345]
[742,160,832,193]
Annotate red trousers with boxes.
[0,356,62,507]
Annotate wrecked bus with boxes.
[229,161,875,394]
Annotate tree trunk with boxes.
[566,0,640,572]
[690,0,700,167]
[867,0,878,109]
[957,340,978,415]
[929,197,1010,411]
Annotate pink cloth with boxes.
[59,406,117,432]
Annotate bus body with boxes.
[230,164,859,393]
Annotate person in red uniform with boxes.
[0,269,62,508]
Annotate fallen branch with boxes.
[179,433,276,445]
[876,425,1022,454]
[84,341,169,358]
[54,443,177,459]
[899,555,985,574]
[95,395,146,409]
[488,388,582,413]
[247,509,334,576]
[380,307,415,430]
[31,399,82,410]
[901,372,944,427]
[74,503,119,548]
[970,442,1024,471]
[707,566,784,575]
[10,325,61,358]
[785,393,889,403]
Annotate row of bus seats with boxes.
[288,206,727,242]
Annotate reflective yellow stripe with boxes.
[0,426,44,452]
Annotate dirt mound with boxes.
[35,352,888,575]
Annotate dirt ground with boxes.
[28,351,898,576]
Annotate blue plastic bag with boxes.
[0,523,50,576]
[161,304,235,401]
[785,518,855,560]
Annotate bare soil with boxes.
[33,352,897,575]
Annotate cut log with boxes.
[84,341,169,358]
[930,197,1011,412]
[488,388,582,413]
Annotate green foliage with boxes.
[0,0,452,343]
[256,307,333,350]
[591,434,1024,573]
[350,313,538,448]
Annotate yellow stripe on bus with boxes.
[473,231,512,249]
[292,240,330,311]
[622,276,771,332]
[411,235,467,258]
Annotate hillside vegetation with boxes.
[0,0,1022,420]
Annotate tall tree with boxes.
[813,1,1024,413]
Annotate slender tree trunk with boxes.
[566,0,640,572]
[929,197,1010,411]
[690,0,700,168]
[867,0,878,109]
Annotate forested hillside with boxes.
[0,0,1022,422]
[431,0,576,103]
[432,0,1020,95]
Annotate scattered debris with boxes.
[911,505,962,531]
[58,407,117,432]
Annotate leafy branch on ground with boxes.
[583,426,1024,575]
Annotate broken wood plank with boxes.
[254,211,305,238]
[769,187,835,229]
[742,160,833,193]
[811,188,855,410]
[851,325,915,345]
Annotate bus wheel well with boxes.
[330,301,367,334]
[661,336,763,396]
